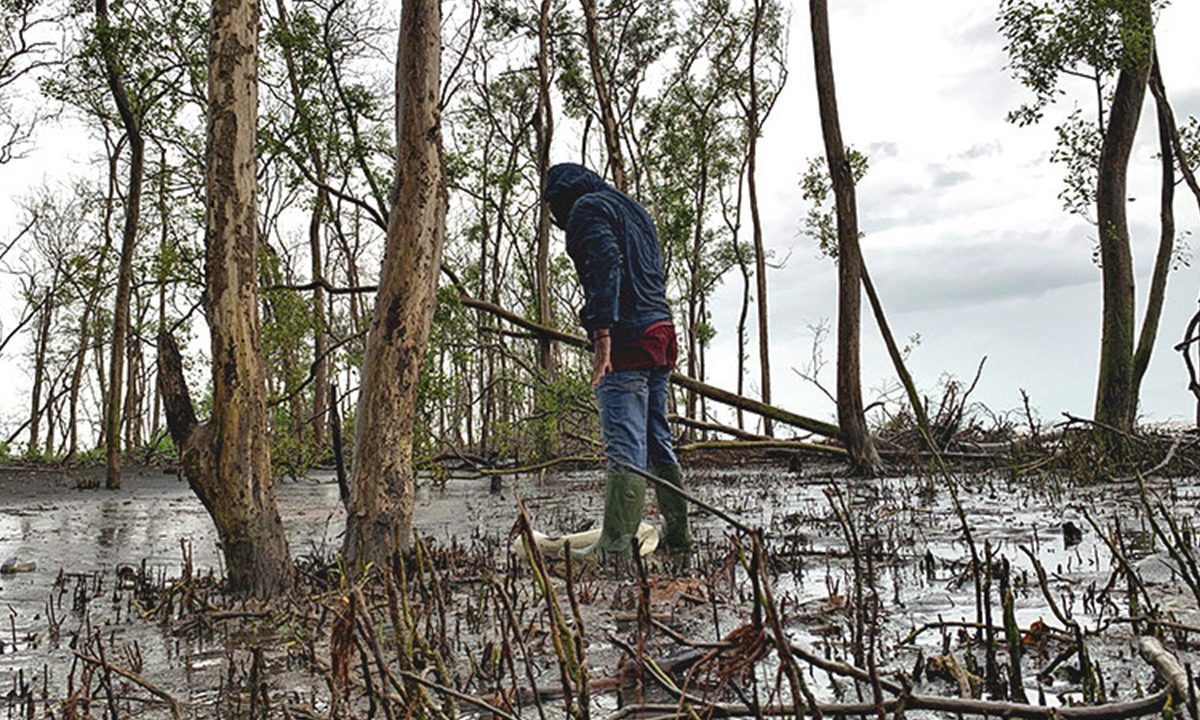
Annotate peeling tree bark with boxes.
[157,0,292,598]
[341,0,447,570]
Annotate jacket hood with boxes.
[543,163,607,230]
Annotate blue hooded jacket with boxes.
[543,163,672,345]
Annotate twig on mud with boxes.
[1136,473,1200,609]
[1061,413,1151,445]
[651,618,732,650]
[74,651,185,719]
[393,668,522,720]
[491,577,548,720]
[1082,509,1160,628]
[787,641,902,694]
[603,689,1172,720]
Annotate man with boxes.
[543,162,692,560]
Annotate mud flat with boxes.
[1,463,1198,718]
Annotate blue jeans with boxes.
[595,368,677,472]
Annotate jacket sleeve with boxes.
[565,196,622,335]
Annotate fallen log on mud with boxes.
[1138,635,1198,715]
[677,439,847,457]
[605,690,1172,720]
[456,291,842,440]
[275,275,844,441]
[669,413,771,441]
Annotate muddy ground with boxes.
[1,459,1198,718]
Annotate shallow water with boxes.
[1,463,1198,717]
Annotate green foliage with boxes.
[998,0,1160,127]
[1049,107,1102,222]
[800,149,869,260]
[998,0,1163,231]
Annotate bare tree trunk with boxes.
[158,0,292,598]
[534,0,555,381]
[152,150,168,442]
[579,0,627,192]
[685,159,710,425]
[274,0,330,448]
[533,0,558,459]
[28,284,53,456]
[342,0,446,569]
[1131,56,1175,407]
[747,0,772,436]
[98,0,146,490]
[810,0,880,473]
[1094,1,1152,434]
[736,243,751,430]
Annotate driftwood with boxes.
[1138,635,1197,714]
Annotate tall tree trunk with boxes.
[98,0,146,490]
[579,0,627,192]
[735,241,751,430]
[1094,1,1152,434]
[158,0,292,598]
[533,0,558,459]
[747,0,772,436]
[275,0,330,448]
[534,0,555,381]
[28,284,53,456]
[810,0,880,473]
[342,0,446,569]
[1131,56,1175,407]
[152,149,168,442]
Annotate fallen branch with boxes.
[74,651,185,720]
[669,413,773,441]
[263,274,844,440]
[677,439,847,457]
[1138,634,1198,719]
[605,690,1170,720]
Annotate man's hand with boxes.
[591,334,612,387]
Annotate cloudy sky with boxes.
[706,0,1200,431]
[1,0,1199,441]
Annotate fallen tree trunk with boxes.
[461,291,842,437]
[669,413,771,441]
[272,275,844,441]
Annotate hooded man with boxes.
[543,162,692,560]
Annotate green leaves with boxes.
[800,149,868,261]
[998,0,1159,127]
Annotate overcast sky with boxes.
[1,0,1199,442]
[706,0,1200,432]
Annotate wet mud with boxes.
[1,462,1198,718]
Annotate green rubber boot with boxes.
[572,472,647,562]
[653,464,693,552]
